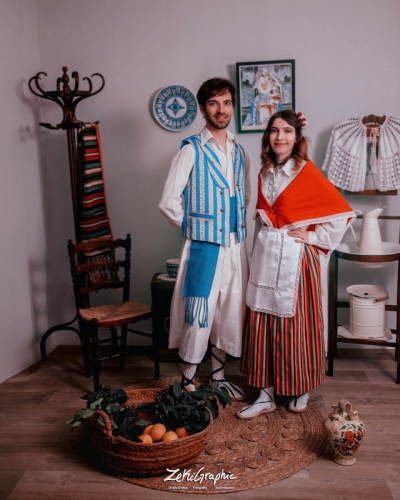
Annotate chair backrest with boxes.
[68,234,131,310]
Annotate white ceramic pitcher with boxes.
[350,206,385,255]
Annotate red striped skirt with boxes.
[240,244,325,396]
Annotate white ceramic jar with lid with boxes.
[347,284,389,338]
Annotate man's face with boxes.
[200,91,234,130]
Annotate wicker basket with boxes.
[82,387,211,476]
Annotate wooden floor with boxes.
[1,345,400,500]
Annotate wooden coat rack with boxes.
[29,66,105,241]
[29,67,105,371]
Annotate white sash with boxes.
[246,226,304,317]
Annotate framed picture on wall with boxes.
[236,59,295,133]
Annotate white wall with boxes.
[0,1,46,383]
[34,0,400,342]
[1,0,400,381]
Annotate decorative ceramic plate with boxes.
[153,85,197,131]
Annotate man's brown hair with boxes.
[197,78,236,108]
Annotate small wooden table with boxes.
[328,244,400,383]
[150,273,179,363]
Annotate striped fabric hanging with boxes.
[77,123,117,285]
[77,123,113,243]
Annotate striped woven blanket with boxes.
[77,123,117,285]
[77,123,113,244]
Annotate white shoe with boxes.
[236,387,276,419]
[210,378,245,401]
[236,400,277,419]
[288,392,309,413]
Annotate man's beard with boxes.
[204,111,231,130]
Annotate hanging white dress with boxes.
[322,116,400,192]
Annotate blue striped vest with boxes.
[182,134,247,247]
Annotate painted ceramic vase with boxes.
[323,399,365,466]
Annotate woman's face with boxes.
[269,117,297,161]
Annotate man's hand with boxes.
[287,228,309,244]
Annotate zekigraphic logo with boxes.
[164,467,236,490]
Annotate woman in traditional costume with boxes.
[238,110,355,418]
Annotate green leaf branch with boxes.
[137,381,231,433]
[67,381,231,441]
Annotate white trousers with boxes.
[168,236,249,364]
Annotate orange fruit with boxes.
[162,431,179,442]
[143,425,154,435]
[175,427,191,438]
[139,434,153,444]
[150,423,167,442]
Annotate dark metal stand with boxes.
[328,216,400,383]
[29,67,105,369]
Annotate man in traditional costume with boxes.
[159,78,251,400]
[238,110,355,418]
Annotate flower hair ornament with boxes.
[296,112,307,128]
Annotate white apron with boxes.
[246,226,304,317]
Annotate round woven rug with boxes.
[98,376,327,494]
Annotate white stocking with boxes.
[255,387,275,405]
[236,386,276,419]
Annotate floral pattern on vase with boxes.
[323,399,365,466]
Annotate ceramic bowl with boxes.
[166,259,180,278]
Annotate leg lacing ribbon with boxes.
[180,357,197,390]
[210,345,245,400]
[210,344,226,381]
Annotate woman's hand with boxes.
[287,228,309,244]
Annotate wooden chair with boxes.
[68,234,157,389]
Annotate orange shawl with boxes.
[256,160,354,231]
